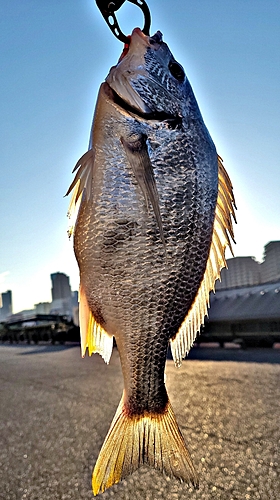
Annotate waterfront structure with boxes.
[216,241,280,290]
[216,256,261,290]
[0,290,13,321]
[204,281,280,347]
[204,241,280,346]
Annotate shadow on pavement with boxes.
[170,346,280,364]
[12,343,80,355]
[7,342,280,363]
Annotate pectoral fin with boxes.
[121,134,165,247]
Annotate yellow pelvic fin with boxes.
[170,156,236,367]
[92,394,198,495]
[79,284,113,364]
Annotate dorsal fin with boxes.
[65,148,95,237]
[170,156,236,367]
[66,150,113,363]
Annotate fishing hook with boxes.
[95,0,151,43]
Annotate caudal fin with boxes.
[92,394,198,495]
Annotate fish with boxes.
[66,27,236,495]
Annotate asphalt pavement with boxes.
[0,344,279,500]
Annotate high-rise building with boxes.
[50,273,72,316]
[216,257,261,290]
[71,291,79,326]
[71,290,78,308]
[0,290,13,321]
[261,241,280,283]
[51,273,72,301]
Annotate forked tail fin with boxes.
[92,394,199,495]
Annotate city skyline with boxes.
[1,2,279,313]
[0,272,78,318]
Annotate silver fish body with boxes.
[68,28,235,495]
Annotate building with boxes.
[34,302,51,315]
[261,241,280,283]
[71,291,79,326]
[8,309,35,321]
[0,290,13,321]
[71,290,78,308]
[203,281,280,347]
[51,272,72,301]
[216,241,280,290]
[201,241,280,346]
[50,273,73,317]
[216,256,261,290]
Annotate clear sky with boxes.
[0,0,279,313]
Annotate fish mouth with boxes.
[105,28,182,128]
[105,82,182,128]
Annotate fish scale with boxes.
[67,27,236,495]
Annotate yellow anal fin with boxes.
[92,394,198,495]
[79,284,113,364]
[170,156,236,367]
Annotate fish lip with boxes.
[104,82,182,127]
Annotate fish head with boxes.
[106,28,191,120]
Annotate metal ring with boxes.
[96,0,151,43]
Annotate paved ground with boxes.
[0,344,279,500]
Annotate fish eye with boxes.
[168,61,185,82]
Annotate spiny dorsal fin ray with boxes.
[170,156,236,367]
[66,148,95,238]
[79,284,113,364]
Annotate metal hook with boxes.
[96,0,151,43]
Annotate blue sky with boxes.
[0,0,279,313]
